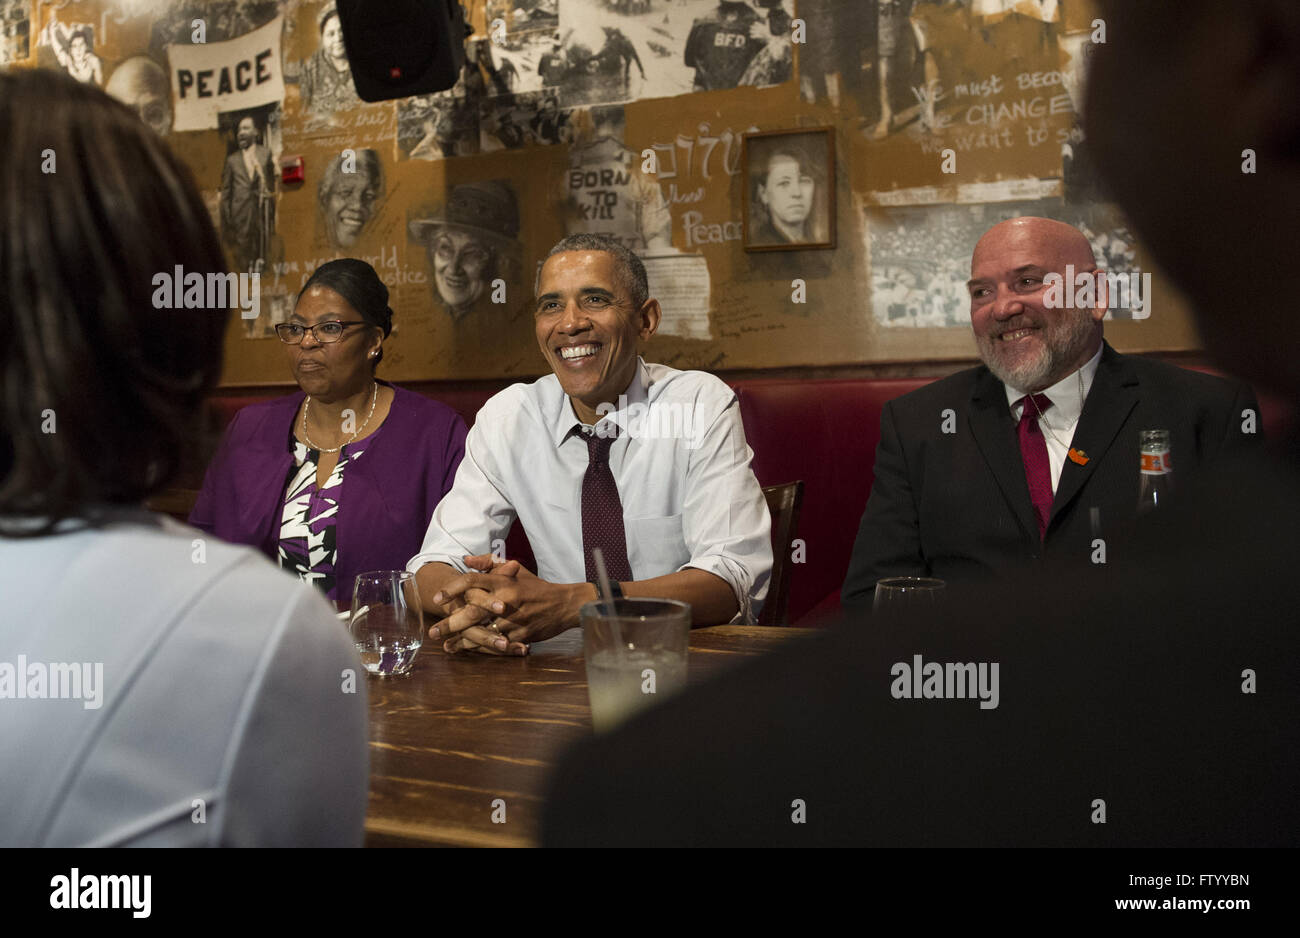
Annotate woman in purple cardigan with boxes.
[191,259,467,606]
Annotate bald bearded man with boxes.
[841,216,1260,603]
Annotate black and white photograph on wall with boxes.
[1056,23,1107,206]
[148,0,282,59]
[491,28,555,95]
[219,107,279,274]
[472,35,524,97]
[241,284,294,340]
[482,0,559,95]
[529,93,571,144]
[488,0,560,35]
[0,0,30,67]
[38,11,103,85]
[407,181,523,324]
[866,196,1140,328]
[397,90,481,160]
[479,90,573,150]
[395,48,488,160]
[297,1,362,119]
[742,128,835,251]
[554,0,793,107]
[796,0,867,108]
[397,96,444,160]
[842,0,1070,139]
[317,148,385,248]
[562,105,672,252]
[105,56,174,136]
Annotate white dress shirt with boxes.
[1004,342,1104,493]
[408,358,773,624]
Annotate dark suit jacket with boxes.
[542,435,1300,847]
[842,342,1260,603]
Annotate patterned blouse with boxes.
[278,430,374,601]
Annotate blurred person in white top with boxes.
[0,69,367,847]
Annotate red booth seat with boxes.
[733,379,931,626]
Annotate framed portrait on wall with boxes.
[742,127,836,252]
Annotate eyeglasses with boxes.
[275,321,367,344]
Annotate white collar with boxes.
[1004,341,1104,425]
[550,356,649,447]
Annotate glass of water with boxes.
[582,598,691,734]
[350,571,423,677]
[873,577,947,617]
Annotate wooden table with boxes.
[365,625,807,847]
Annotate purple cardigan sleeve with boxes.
[188,408,246,535]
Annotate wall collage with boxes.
[3,0,1189,383]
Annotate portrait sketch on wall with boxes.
[407,181,522,323]
[742,128,835,251]
[105,56,174,136]
[317,148,385,248]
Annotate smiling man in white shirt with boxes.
[408,234,772,655]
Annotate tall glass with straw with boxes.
[581,548,692,733]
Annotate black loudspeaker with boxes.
[335,0,469,102]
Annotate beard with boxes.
[977,308,1098,392]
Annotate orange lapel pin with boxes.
[1068,447,1090,466]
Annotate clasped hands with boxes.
[428,554,589,656]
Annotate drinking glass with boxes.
[581,598,691,733]
[350,570,423,677]
[872,577,947,616]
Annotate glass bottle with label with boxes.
[1138,429,1172,512]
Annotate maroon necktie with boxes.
[1016,394,1054,539]
[574,425,633,582]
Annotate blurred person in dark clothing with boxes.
[543,0,1300,847]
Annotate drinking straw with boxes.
[591,548,626,658]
